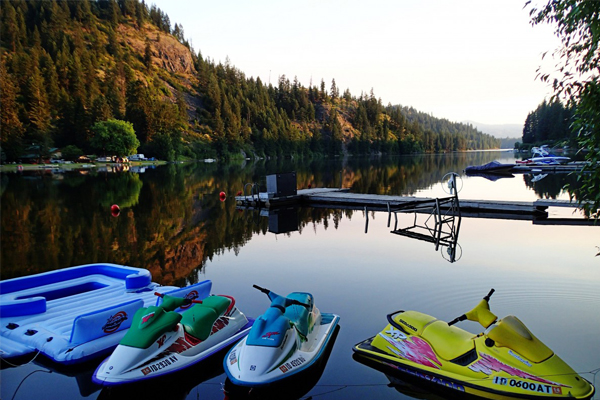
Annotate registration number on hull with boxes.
[493,377,563,395]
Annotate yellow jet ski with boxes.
[353,289,595,399]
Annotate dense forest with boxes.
[521,100,575,147]
[0,0,500,163]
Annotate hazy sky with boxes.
[150,0,560,126]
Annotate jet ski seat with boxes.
[392,311,475,361]
[487,315,553,363]
[284,292,313,338]
[121,306,182,348]
[421,320,475,361]
[180,303,224,341]
[201,295,231,316]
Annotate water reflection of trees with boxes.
[522,172,581,199]
[0,162,355,286]
[3,153,579,286]
[345,152,501,195]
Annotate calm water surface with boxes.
[1,152,599,400]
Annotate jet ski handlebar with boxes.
[483,288,495,302]
[153,292,203,310]
[252,284,270,294]
[252,285,310,309]
[288,299,310,309]
[448,288,497,328]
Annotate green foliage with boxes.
[144,131,180,162]
[96,173,143,208]
[61,144,84,160]
[90,119,140,156]
[522,100,574,145]
[567,80,600,218]
[528,0,600,218]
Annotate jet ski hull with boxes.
[225,313,340,387]
[353,314,595,400]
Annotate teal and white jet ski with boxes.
[223,285,339,387]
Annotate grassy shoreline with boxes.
[0,161,168,173]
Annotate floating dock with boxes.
[511,161,590,174]
[236,188,589,222]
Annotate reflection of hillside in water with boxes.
[2,152,567,285]
[0,162,352,285]
[345,152,502,195]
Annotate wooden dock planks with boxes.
[236,188,583,218]
[235,187,598,225]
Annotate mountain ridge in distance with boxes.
[463,120,522,139]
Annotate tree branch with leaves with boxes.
[527,0,600,219]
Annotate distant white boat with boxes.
[517,145,571,165]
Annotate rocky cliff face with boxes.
[118,23,196,75]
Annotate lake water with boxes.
[1,151,599,400]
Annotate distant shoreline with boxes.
[0,161,167,173]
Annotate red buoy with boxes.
[111,204,120,217]
[219,191,226,201]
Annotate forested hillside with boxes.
[522,100,575,146]
[0,0,500,162]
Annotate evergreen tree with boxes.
[1,2,23,52]
[0,59,25,160]
[126,80,151,143]
[26,64,52,137]
[106,0,121,26]
[135,0,147,27]
[144,38,153,69]
[330,78,338,100]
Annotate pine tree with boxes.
[107,0,120,26]
[105,65,126,119]
[74,0,93,24]
[1,2,23,52]
[126,80,151,143]
[176,91,187,121]
[119,0,136,17]
[135,0,147,27]
[320,79,326,101]
[144,38,153,70]
[0,59,25,160]
[330,78,338,100]
[26,64,52,136]
[39,50,60,109]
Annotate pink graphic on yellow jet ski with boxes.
[379,331,441,369]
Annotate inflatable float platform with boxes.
[0,263,212,364]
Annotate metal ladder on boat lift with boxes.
[389,171,460,217]
[364,172,462,262]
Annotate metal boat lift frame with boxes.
[386,174,462,262]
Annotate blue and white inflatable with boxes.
[0,263,212,364]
